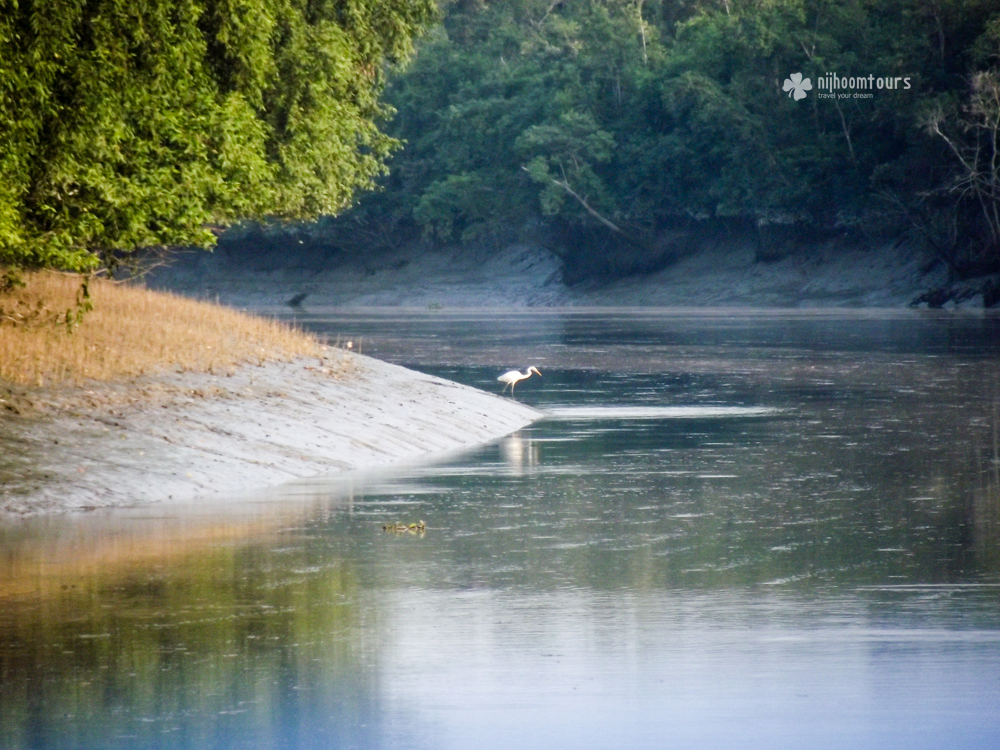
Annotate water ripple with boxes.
[541,405,781,420]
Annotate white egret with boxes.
[497,366,541,395]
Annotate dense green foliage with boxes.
[0,0,436,274]
[6,0,1000,281]
[340,0,1000,278]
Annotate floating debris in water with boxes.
[382,520,427,534]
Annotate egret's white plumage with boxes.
[498,366,541,395]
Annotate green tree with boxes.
[519,111,619,231]
[0,0,436,275]
[320,0,1000,280]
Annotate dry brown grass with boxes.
[0,272,322,387]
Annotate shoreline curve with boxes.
[1,352,541,515]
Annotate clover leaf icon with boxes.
[783,72,813,100]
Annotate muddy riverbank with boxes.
[1,351,540,515]
[145,227,996,310]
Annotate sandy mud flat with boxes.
[0,352,540,515]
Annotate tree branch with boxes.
[525,165,626,235]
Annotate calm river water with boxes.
[2,309,1000,749]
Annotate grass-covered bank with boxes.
[1,272,321,391]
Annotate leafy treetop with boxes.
[0,0,437,274]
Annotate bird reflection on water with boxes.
[500,433,539,475]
